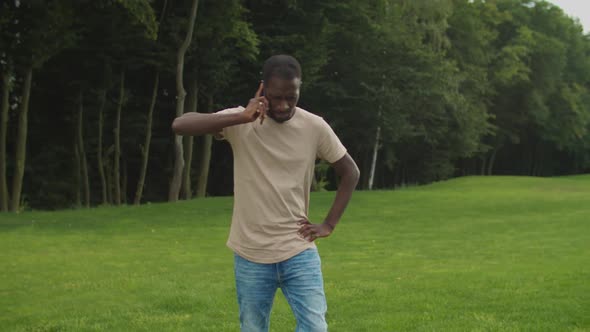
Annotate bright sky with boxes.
[546,0,590,33]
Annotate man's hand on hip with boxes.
[297,219,334,242]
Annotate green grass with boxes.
[1,175,589,331]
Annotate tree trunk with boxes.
[10,66,33,212]
[134,0,168,205]
[182,136,194,199]
[114,71,125,205]
[105,146,114,204]
[134,71,159,205]
[393,162,400,188]
[182,77,198,199]
[74,141,81,208]
[360,148,370,189]
[77,90,90,207]
[196,94,214,198]
[368,126,381,190]
[533,143,544,176]
[401,162,407,187]
[122,158,127,204]
[97,89,108,205]
[196,134,213,198]
[0,71,11,211]
[527,149,534,176]
[480,156,487,176]
[487,149,497,176]
[169,0,199,202]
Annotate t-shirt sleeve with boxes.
[214,106,245,143]
[317,118,347,163]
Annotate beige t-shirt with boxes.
[217,106,347,263]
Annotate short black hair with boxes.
[262,55,302,83]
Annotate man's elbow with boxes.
[334,154,360,187]
[349,163,360,186]
[171,118,184,135]
[342,159,360,187]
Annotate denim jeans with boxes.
[234,248,328,332]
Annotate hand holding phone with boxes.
[243,82,268,124]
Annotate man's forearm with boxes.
[324,173,359,228]
[171,112,246,136]
[324,154,360,229]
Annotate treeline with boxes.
[1,0,589,211]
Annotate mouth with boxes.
[269,110,293,121]
[273,111,291,117]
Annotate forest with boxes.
[1,0,589,211]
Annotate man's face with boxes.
[264,77,301,123]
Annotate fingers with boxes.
[298,224,311,238]
[297,221,332,242]
[250,95,267,124]
[245,96,266,123]
[297,219,311,225]
[254,81,264,98]
[259,97,268,124]
[298,222,318,242]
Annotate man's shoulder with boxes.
[296,107,326,125]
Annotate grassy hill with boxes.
[1,176,589,331]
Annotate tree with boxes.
[76,90,90,207]
[478,0,590,176]
[1,0,588,210]
[447,0,503,175]
[188,0,258,198]
[0,71,10,211]
[113,71,125,205]
[169,0,199,202]
[0,2,17,211]
[74,0,158,205]
[96,82,109,205]
[134,0,169,205]
[6,0,77,212]
[181,77,197,199]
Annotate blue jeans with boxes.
[234,248,328,332]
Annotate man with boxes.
[172,55,359,332]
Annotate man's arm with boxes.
[298,153,360,241]
[172,111,248,136]
[171,82,268,136]
[324,153,360,228]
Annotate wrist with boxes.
[233,111,251,124]
[323,221,335,231]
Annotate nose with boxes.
[278,100,289,111]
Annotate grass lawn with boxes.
[1,175,589,331]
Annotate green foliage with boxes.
[245,0,335,88]
[2,0,590,208]
[114,0,159,40]
[312,160,330,191]
[1,0,78,68]
[191,0,259,94]
[471,0,590,177]
[492,26,534,86]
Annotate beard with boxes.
[268,108,295,123]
